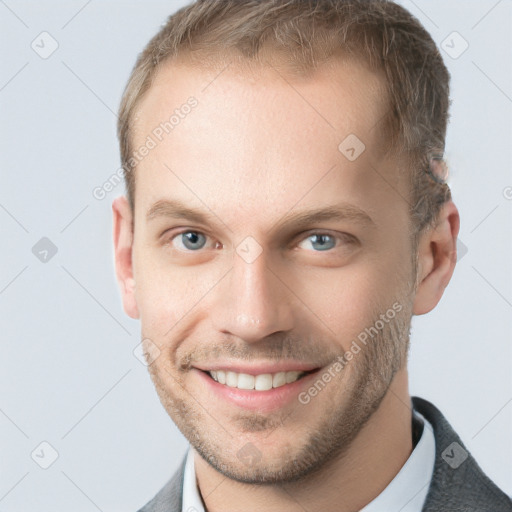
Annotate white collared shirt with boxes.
[182,410,435,512]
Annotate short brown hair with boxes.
[117,0,452,252]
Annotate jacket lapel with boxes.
[412,396,512,511]
[138,451,187,512]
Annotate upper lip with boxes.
[193,361,323,375]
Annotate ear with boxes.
[112,196,139,319]
[412,200,460,315]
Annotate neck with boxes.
[194,368,412,512]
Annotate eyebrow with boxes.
[146,198,376,232]
[147,199,217,224]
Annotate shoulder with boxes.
[135,452,187,512]
[412,396,512,511]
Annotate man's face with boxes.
[126,58,417,483]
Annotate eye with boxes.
[297,231,355,252]
[165,230,217,252]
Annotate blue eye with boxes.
[297,231,357,253]
[298,233,339,252]
[174,231,208,251]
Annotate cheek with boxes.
[292,255,407,340]
[132,245,183,329]
[135,270,194,329]
[132,246,222,331]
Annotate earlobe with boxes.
[112,196,140,319]
[412,201,460,316]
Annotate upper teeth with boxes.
[208,370,307,390]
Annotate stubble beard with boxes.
[144,293,413,486]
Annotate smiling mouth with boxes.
[200,368,319,391]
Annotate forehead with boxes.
[131,57,408,234]
[134,56,389,152]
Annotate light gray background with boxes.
[1,1,511,510]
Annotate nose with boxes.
[212,247,295,343]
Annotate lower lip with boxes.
[194,368,322,413]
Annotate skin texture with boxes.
[113,57,460,512]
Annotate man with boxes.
[112,0,512,510]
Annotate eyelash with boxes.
[162,229,356,253]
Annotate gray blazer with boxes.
[137,396,512,511]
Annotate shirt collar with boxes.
[359,410,435,511]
